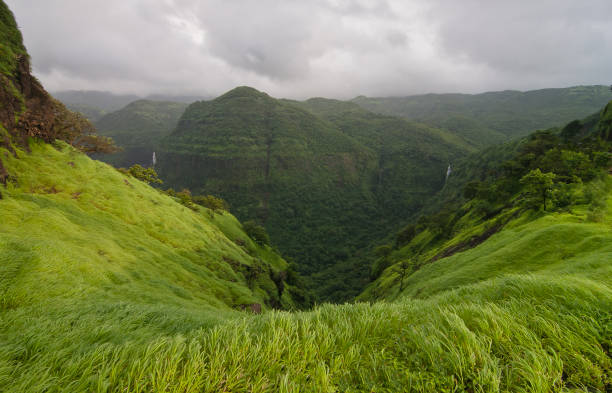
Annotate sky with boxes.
[6,0,612,99]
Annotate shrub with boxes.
[243,220,271,246]
[193,195,230,212]
[176,189,199,211]
[121,164,163,185]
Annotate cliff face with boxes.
[4,56,56,142]
[0,2,58,182]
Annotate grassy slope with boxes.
[363,105,612,300]
[93,99,188,167]
[1,142,610,392]
[362,179,612,300]
[2,2,610,389]
[2,181,610,391]
[353,86,612,148]
[0,140,298,312]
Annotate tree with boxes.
[193,195,230,212]
[393,260,412,292]
[243,220,271,246]
[370,244,394,280]
[463,181,482,200]
[520,169,556,211]
[120,164,163,185]
[374,245,392,259]
[51,98,119,153]
[560,120,582,142]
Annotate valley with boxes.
[82,84,611,303]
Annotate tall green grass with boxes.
[1,273,610,392]
[0,140,296,311]
[1,141,610,392]
[361,177,612,302]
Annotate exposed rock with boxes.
[1,56,56,144]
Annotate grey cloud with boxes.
[5,0,612,99]
[427,0,612,87]
[386,30,408,47]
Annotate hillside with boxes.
[3,140,611,391]
[93,99,188,167]
[363,102,612,298]
[157,87,468,301]
[3,138,611,391]
[293,97,476,214]
[0,141,303,309]
[353,86,612,148]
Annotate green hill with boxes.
[353,86,612,148]
[157,87,468,301]
[93,99,188,167]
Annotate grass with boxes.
[362,176,612,300]
[0,140,296,311]
[0,139,611,392]
[1,271,610,392]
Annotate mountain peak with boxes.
[217,86,270,101]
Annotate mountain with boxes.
[353,86,612,148]
[157,87,469,301]
[52,90,142,121]
[53,90,209,121]
[93,99,188,168]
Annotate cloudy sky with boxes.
[6,0,612,99]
